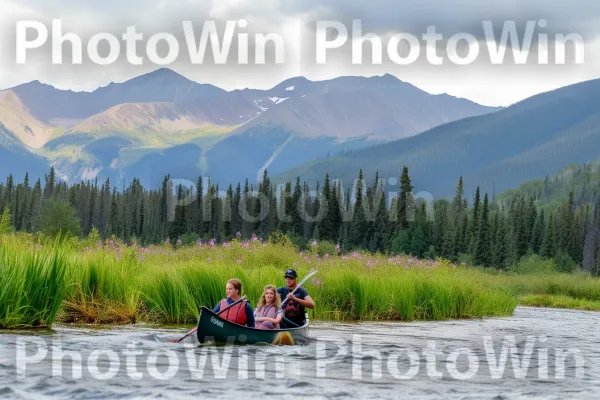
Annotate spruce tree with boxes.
[398,166,414,230]
[291,177,302,236]
[530,209,545,254]
[492,213,508,269]
[474,193,491,267]
[469,186,481,253]
[540,214,556,258]
[372,181,388,253]
[318,174,336,242]
[350,170,367,248]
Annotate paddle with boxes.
[168,295,247,343]
[279,270,318,328]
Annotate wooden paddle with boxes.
[168,295,247,343]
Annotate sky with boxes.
[1,0,599,106]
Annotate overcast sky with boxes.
[1,0,599,106]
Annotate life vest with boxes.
[255,305,280,329]
[219,299,247,326]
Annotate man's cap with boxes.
[284,269,297,278]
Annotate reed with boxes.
[62,250,140,323]
[0,236,68,328]
[2,234,599,329]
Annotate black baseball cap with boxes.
[284,269,297,279]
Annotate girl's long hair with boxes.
[256,285,282,311]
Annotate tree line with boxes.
[0,166,598,275]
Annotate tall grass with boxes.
[0,237,68,328]
[1,234,599,328]
[62,250,140,323]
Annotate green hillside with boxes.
[497,159,600,212]
[275,78,600,199]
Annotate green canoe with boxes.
[195,306,310,345]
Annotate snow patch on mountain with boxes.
[269,97,289,104]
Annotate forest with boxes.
[0,166,599,276]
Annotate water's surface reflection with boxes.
[0,307,598,399]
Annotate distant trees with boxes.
[0,166,597,274]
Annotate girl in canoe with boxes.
[212,278,255,327]
[254,285,284,330]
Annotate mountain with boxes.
[0,90,57,148]
[274,78,600,199]
[236,74,497,140]
[0,69,499,187]
[196,74,499,184]
[0,122,51,181]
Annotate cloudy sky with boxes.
[1,0,599,106]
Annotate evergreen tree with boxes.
[291,177,303,236]
[530,209,545,253]
[318,174,339,242]
[170,184,188,240]
[540,214,556,258]
[492,213,508,269]
[233,183,242,236]
[469,186,481,252]
[398,166,414,230]
[372,181,388,253]
[474,193,491,267]
[350,170,367,248]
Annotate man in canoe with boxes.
[213,278,255,327]
[277,269,315,328]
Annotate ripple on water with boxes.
[0,307,598,399]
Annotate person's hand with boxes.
[286,293,296,301]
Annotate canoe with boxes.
[195,306,310,345]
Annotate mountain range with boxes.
[0,68,497,188]
[276,78,600,198]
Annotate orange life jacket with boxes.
[219,299,247,326]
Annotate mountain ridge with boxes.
[273,77,600,198]
[0,68,500,186]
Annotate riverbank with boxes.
[1,234,599,329]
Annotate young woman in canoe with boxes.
[212,278,255,327]
[254,285,284,330]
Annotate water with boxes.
[0,307,599,399]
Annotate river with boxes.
[1,307,598,399]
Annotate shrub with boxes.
[0,208,12,235]
[554,250,578,274]
[508,254,557,274]
[40,199,81,238]
[316,240,337,257]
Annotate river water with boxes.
[0,307,598,399]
